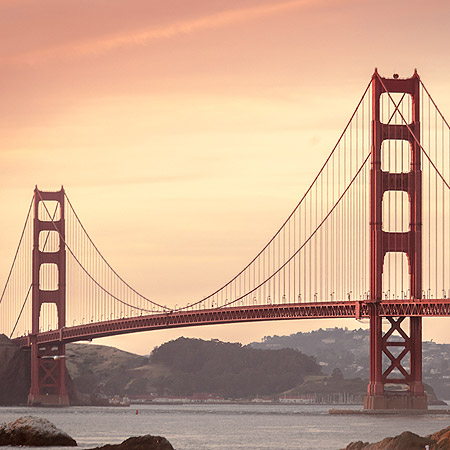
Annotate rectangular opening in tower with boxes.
[39,230,60,252]
[39,303,58,331]
[38,201,61,222]
[39,263,59,291]
[380,92,412,125]
[381,140,411,173]
[382,252,410,300]
[382,191,410,233]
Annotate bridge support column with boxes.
[28,187,69,407]
[365,303,384,409]
[364,70,427,410]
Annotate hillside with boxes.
[251,327,450,399]
[0,335,30,405]
[0,335,80,405]
[66,338,321,400]
[66,343,149,397]
[151,337,321,398]
[251,328,369,377]
[65,338,442,405]
[0,333,445,405]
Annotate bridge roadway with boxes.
[12,299,450,347]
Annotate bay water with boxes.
[0,404,449,450]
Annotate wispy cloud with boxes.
[6,0,322,65]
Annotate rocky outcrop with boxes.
[0,416,77,446]
[430,426,450,449]
[342,429,448,449]
[88,435,174,450]
[0,417,174,449]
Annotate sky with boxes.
[2,0,450,355]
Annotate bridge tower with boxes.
[28,187,69,406]
[365,70,427,410]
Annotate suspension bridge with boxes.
[2,69,450,409]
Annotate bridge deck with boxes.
[12,299,450,347]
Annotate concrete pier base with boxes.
[28,394,69,407]
[364,392,427,410]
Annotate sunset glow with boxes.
[2,0,450,354]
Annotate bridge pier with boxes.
[366,70,427,410]
[28,187,69,407]
[363,313,427,410]
[28,338,69,406]
[364,393,427,410]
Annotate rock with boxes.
[344,442,368,450]
[88,435,174,450]
[342,430,438,450]
[429,426,450,449]
[0,416,77,446]
[369,431,434,449]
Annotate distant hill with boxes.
[66,337,321,400]
[151,337,321,398]
[250,327,450,399]
[251,328,370,378]
[0,332,445,405]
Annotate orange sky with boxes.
[1,0,450,354]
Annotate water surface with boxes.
[0,404,449,450]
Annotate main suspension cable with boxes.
[174,79,372,312]
[376,73,450,191]
[219,152,371,309]
[0,197,33,306]
[37,191,157,314]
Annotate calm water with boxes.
[0,404,449,450]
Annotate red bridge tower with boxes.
[28,187,69,406]
[365,70,427,410]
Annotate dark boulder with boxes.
[0,416,77,446]
[88,435,174,450]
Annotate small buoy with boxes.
[393,73,399,79]
[135,410,139,415]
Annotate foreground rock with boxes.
[342,427,450,449]
[430,426,450,449]
[88,435,174,450]
[0,416,77,446]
